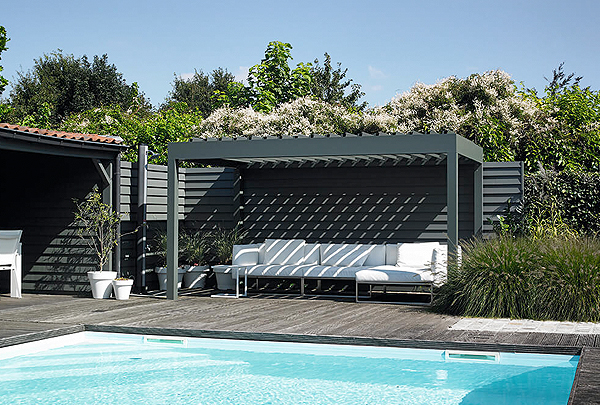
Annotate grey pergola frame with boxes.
[166,133,484,300]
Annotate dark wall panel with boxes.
[482,161,524,234]
[0,150,101,293]
[241,165,475,244]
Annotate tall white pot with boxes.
[87,271,117,299]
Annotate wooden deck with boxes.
[1,292,599,404]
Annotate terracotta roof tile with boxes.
[0,123,124,145]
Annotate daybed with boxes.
[213,239,449,304]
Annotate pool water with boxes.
[0,332,578,405]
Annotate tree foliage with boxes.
[164,68,235,118]
[61,103,202,165]
[310,52,365,111]
[520,63,600,171]
[8,51,147,126]
[0,26,9,95]
[214,41,313,112]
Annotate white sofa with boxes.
[213,239,450,303]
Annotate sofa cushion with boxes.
[242,264,308,278]
[303,265,366,279]
[264,239,306,265]
[304,243,320,265]
[232,244,261,266]
[356,267,434,283]
[396,242,439,268]
[362,245,385,266]
[320,244,372,267]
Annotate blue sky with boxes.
[2,0,599,107]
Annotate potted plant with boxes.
[181,230,210,288]
[74,187,121,299]
[112,277,134,300]
[209,227,247,291]
[152,230,186,291]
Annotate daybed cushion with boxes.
[232,244,261,266]
[356,267,434,283]
[320,244,372,267]
[396,242,440,269]
[264,239,306,265]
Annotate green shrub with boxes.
[434,235,600,322]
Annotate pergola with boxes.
[166,132,484,300]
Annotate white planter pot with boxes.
[87,271,117,299]
[212,265,235,291]
[112,279,134,300]
[155,267,186,291]
[183,265,210,288]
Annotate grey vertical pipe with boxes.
[166,155,179,300]
[102,161,114,271]
[474,163,483,236]
[446,149,458,256]
[136,145,148,292]
[113,153,121,276]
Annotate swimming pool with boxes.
[0,332,578,404]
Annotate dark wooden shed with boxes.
[0,124,128,294]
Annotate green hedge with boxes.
[524,170,600,235]
[433,236,600,322]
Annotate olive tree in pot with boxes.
[209,227,248,291]
[181,230,210,288]
[74,187,124,299]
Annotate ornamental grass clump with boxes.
[537,237,600,322]
[434,236,600,322]
[434,237,542,319]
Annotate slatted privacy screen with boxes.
[482,161,525,234]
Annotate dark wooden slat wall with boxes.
[241,165,476,244]
[1,157,522,293]
[0,151,101,293]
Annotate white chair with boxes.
[0,230,23,298]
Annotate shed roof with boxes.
[0,123,124,144]
[0,123,128,159]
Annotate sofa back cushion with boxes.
[264,239,306,265]
[304,243,320,265]
[320,244,372,267]
[232,244,261,265]
[396,242,440,268]
[362,244,386,266]
[385,244,398,265]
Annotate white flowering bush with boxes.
[198,70,545,163]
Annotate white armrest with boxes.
[232,244,260,265]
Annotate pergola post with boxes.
[446,150,459,256]
[474,163,483,235]
[166,156,179,300]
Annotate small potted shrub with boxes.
[74,188,120,299]
[181,230,210,288]
[112,277,134,300]
[152,230,186,291]
[209,227,247,291]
